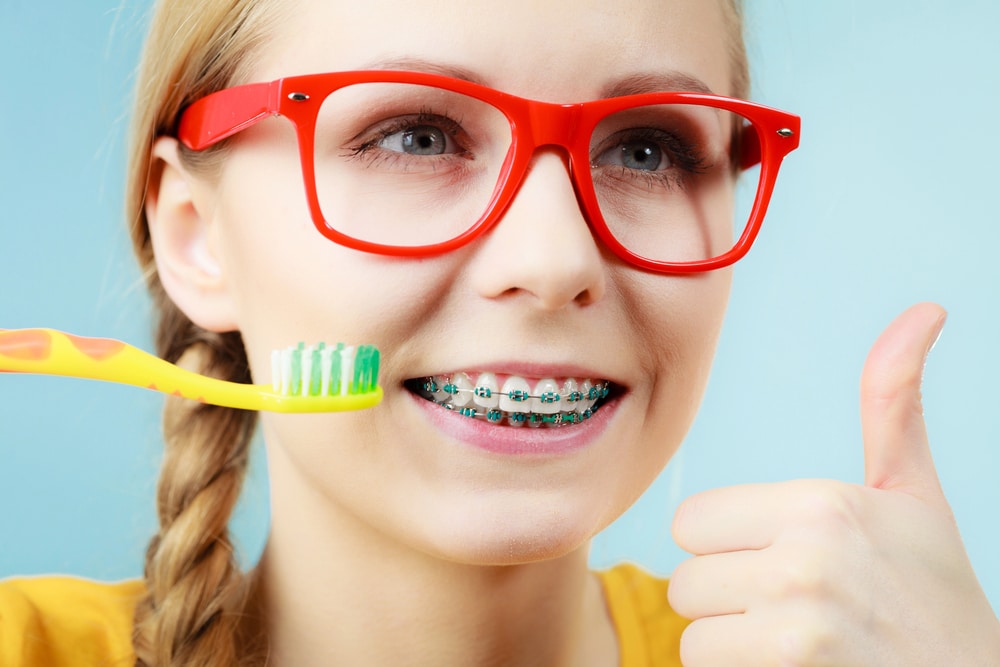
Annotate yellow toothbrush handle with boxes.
[0,328,382,413]
[0,328,177,386]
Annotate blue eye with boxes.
[590,125,709,193]
[605,140,668,171]
[380,124,455,156]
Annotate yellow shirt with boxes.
[0,576,140,666]
[0,564,687,666]
[598,563,688,665]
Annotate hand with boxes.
[668,303,1000,666]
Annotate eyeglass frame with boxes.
[176,69,801,274]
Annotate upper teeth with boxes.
[422,372,609,415]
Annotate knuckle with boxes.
[774,616,837,666]
[793,480,862,530]
[767,553,830,599]
[763,482,870,603]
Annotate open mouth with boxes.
[404,372,615,427]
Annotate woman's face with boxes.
[196,0,736,564]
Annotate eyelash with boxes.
[591,128,710,191]
[345,110,469,167]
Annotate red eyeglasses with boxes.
[178,70,800,273]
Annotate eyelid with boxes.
[353,112,468,153]
[591,127,707,173]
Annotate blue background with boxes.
[2,2,998,614]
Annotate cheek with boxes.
[630,267,732,464]
[661,270,732,399]
[208,140,462,381]
[572,279,732,542]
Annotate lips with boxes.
[405,371,613,427]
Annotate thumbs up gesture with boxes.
[668,303,1000,665]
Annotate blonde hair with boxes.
[125,1,748,664]
[126,2,284,665]
[724,0,750,99]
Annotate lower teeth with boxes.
[443,404,597,427]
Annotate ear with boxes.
[145,137,238,332]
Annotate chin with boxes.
[411,495,612,567]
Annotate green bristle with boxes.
[352,346,368,394]
[350,347,362,394]
[328,343,344,396]
[368,347,380,392]
[309,343,324,396]
[364,346,377,393]
[290,342,304,396]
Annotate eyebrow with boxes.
[357,57,716,99]
[359,57,487,85]
[600,72,716,98]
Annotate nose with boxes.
[468,150,606,310]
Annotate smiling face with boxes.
[160,0,738,565]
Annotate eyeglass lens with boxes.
[313,83,761,263]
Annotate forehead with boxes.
[255,0,735,100]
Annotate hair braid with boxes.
[127,2,283,663]
[132,292,258,666]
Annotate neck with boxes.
[240,455,618,666]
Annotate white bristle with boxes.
[271,349,281,392]
[321,345,333,396]
[300,344,314,395]
[340,345,354,396]
[281,348,292,395]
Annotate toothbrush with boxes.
[0,328,382,413]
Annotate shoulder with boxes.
[0,575,142,666]
[596,563,689,667]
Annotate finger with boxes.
[679,614,779,667]
[680,608,867,667]
[668,550,760,619]
[860,302,947,503]
[673,483,778,555]
[673,479,834,555]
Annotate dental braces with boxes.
[440,403,598,425]
[421,378,610,405]
[416,377,611,426]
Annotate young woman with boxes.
[1,0,997,665]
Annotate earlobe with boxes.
[145,137,238,332]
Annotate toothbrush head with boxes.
[266,342,382,412]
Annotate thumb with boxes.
[860,302,947,501]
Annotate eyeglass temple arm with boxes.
[176,81,280,151]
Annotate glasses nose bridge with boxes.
[526,100,584,154]
[501,99,599,243]
[512,99,587,201]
